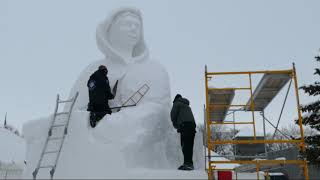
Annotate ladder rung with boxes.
[49,137,63,140]
[52,124,66,127]
[44,150,59,154]
[130,99,136,104]
[55,112,69,116]
[39,165,54,169]
[59,99,73,103]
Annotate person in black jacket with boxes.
[171,94,196,171]
[87,65,114,127]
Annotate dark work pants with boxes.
[88,103,111,122]
[90,111,107,122]
[180,123,196,165]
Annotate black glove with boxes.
[108,93,115,100]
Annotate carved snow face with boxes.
[108,13,142,48]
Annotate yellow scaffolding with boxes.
[204,64,309,180]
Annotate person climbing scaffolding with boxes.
[87,65,114,128]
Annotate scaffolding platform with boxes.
[244,73,291,111]
[208,88,235,122]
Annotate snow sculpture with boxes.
[69,7,161,112]
[22,7,204,179]
[67,6,173,160]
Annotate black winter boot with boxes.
[178,164,194,171]
[89,113,97,128]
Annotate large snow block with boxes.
[22,109,204,179]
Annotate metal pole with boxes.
[235,171,238,180]
[204,104,207,171]
[265,171,269,180]
[272,79,292,139]
[262,115,292,140]
[249,73,257,140]
[292,64,305,151]
[262,111,268,158]
[205,65,213,180]
[209,155,267,159]
[206,69,292,75]
[233,111,236,160]
[292,63,309,180]
[303,161,310,180]
[4,112,7,128]
[292,63,306,152]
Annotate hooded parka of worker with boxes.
[171,94,196,170]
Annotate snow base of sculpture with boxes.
[22,109,204,179]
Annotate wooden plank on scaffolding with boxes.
[244,73,291,111]
[208,88,235,121]
[234,162,283,173]
[225,159,305,173]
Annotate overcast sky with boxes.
[1,0,319,133]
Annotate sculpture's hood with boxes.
[96,7,149,65]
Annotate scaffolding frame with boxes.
[204,64,309,180]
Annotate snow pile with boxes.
[0,127,25,164]
[1,124,20,136]
[0,127,26,179]
[22,7,205,179]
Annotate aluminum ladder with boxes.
[32,92,79,179]
[122,84,150,106]
[110,84,150,111]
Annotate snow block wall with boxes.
[22,7,204,179]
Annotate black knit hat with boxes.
[173,94,182,102]
[98,65,107,71]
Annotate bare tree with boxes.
[266,124,318,151]
[198,123,239,156]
